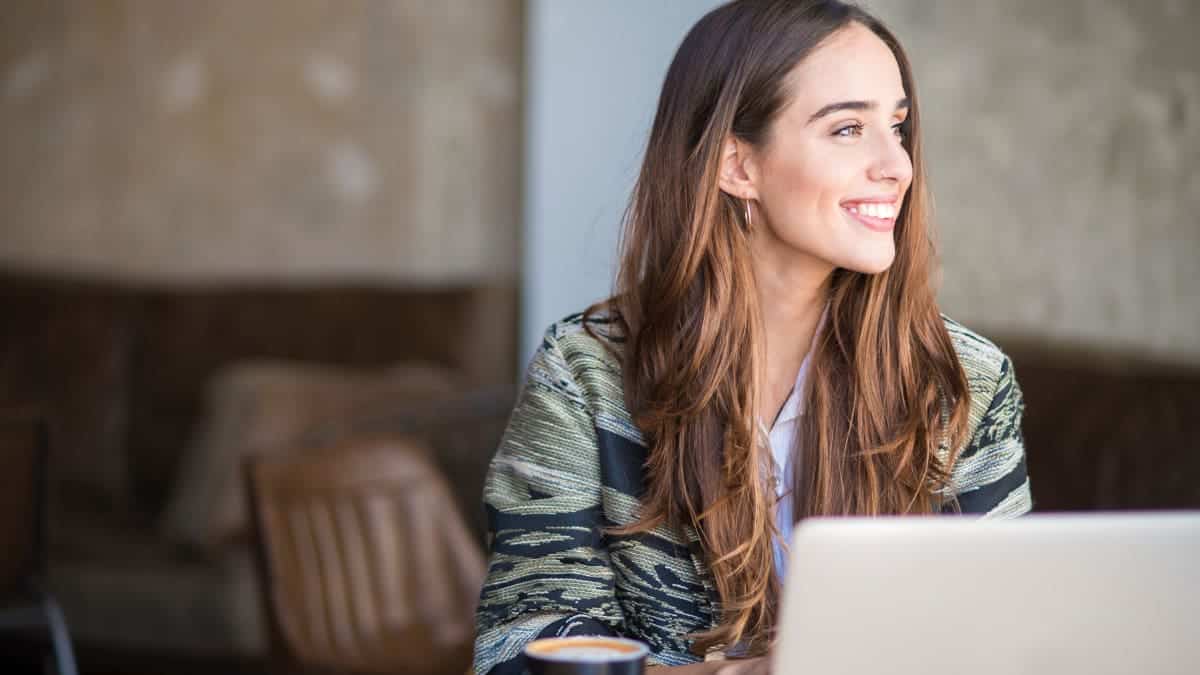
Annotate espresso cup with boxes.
[524,636,650,675]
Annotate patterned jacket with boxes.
[473,313,1031,674]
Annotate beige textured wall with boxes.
[870,0,1200,364]
[0,0,521,285]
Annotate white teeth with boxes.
[847,202,895,219]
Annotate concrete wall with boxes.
[522,0,1199,367]
[3,1,1194,365]
[870,0,1200,364]
[0,0,522,286]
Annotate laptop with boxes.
[772,512,1200,675]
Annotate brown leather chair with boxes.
[245,436,485,675]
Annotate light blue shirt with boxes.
[763,347,813,582]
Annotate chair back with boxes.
[0,409,47,597]
[246,436,484,675]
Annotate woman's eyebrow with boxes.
[806,97,911,124]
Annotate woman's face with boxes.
[748,22,913,276]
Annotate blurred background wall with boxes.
[871,0,1200,366]
[0,0,521,285]
[522,0,1200,368]
[5,0,1195,370]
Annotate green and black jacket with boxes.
[473,313,1031,675]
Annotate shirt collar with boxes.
[771,302,829,428]
[773,352,810,426]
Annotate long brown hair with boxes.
[585,0,972,655]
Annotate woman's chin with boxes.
[841,248,896,275]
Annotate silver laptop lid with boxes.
[773,512,1200,675]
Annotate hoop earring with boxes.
[743,198,753,232]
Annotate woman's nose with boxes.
[868,135,912,184]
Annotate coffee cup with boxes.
[523,635,650,675]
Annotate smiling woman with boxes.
[731,23,916,278]
[474,2,1031,675]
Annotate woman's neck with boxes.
[755,253,832,367]
[752,241,833,424]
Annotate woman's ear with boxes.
[717,136,760,201]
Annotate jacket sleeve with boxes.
[472,329,627,675]
[950,355,1033,517]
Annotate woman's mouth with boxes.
[842,200,898,232]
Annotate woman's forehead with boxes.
[781,23,907,115]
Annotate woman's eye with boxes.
[833,123,864,137]
[893,121,908,138]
